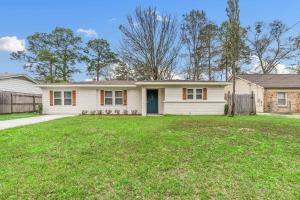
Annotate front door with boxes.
[147,89,158,114]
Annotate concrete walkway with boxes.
[258,113,300,119]
[0,115,74,130]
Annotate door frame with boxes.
[146,89,159,114]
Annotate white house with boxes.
[39,80,230,116]
[0,73,41,95]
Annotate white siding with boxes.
[163,86,226,115]
[42,87,141,115]
[225,78,265,112]
[0,78,41,94]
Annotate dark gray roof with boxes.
[237,74,300,88]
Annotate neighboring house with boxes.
[38,80,230,116]
[0,73,41,95]
[226,74,300,113]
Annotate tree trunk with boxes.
[225,58,228,81]
[208,42,212,81]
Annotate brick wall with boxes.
[264,89,300,113]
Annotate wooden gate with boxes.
[0,91,42,114]
[226,92,256,115]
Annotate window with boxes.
[54,91,62,105]
[187,89,203,100]
[115,91,123,105]
[64,91,72,105]
[105,91,113,105]
[196,89,203,100]
[187,89,194,99]
[277,92,287,106]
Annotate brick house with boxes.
[225,74,300,113]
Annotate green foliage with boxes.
[83,39,117,81]
[37,104,43,115]
[224,104,229,115]
[0,113,38,121]
[0,115,299,199]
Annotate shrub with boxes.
[97,110,103,115]
[123,109,128,115]
[37,104,43,115]
[114,109,121,115]
[105,109,112,115]
[81,110,88,115]
[224,104,229,115]
[131,110,138,115]
[90,110,96,115]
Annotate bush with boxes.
[123,109,128,115]
[82,110,88,115]
[90,110,96,115]
[131,110,138,115]
[37,104,43,115]
[114,109,121,115]
[105,109,112,115]
[224,104,229,115]
[97,110,103,115]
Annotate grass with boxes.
[0,112,38,121]
[0,115,299,199]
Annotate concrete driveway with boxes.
[0,115,74,130]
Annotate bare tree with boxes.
[248,21,299,74]
[119,7,180,80]
[181,10,208,80]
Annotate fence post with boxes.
[10,93,13,113]
[33,96,36,112]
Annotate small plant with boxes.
[123,109,128,115]
[131,109,138,115]
[114,109,121,115]
[90,110,96,115]
[105,109,112,115]
[37,104,43,115]
[97,110,103,115]
[224,104,229,115]
[81,110,88,115]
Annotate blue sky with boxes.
[0,0,299,80]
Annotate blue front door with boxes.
[147,90,158,114]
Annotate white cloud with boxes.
[77,28,98,38]
[108,18,117,22]
[0,36,25,52]
[245,56,291,74]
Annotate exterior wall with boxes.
[0,78,41,95]
[42,87,141,115]
[225,78,264,112]
[264,89,300,113]
[163,86,226,115]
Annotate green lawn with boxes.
[0,116,299,199]
[0,112,38,121]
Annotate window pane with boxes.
[115,98,123,105]
[278,99,286,105]
[196,94,202,99]
[64,99,72,105]
[105,91,112,97]
[64,91,71,99]
[187,95,193,99]
[115,91,122,98]
[54,99,61,105]
[196,89,202,94]
[278,92,285,99]
[187,89,193,94]
[105,98,112,105]
[54,91,61,98]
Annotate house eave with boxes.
[38,84,137,88]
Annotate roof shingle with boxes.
[237,74,300,88]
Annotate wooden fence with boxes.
[0,91,42,114]
[225,92,256,115]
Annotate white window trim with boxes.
[104,90,123,106]
[53,90,73,106]
[186,88,203,100]
[277,92,288,107]
[53,91,62,106]
[63,91,72,106]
